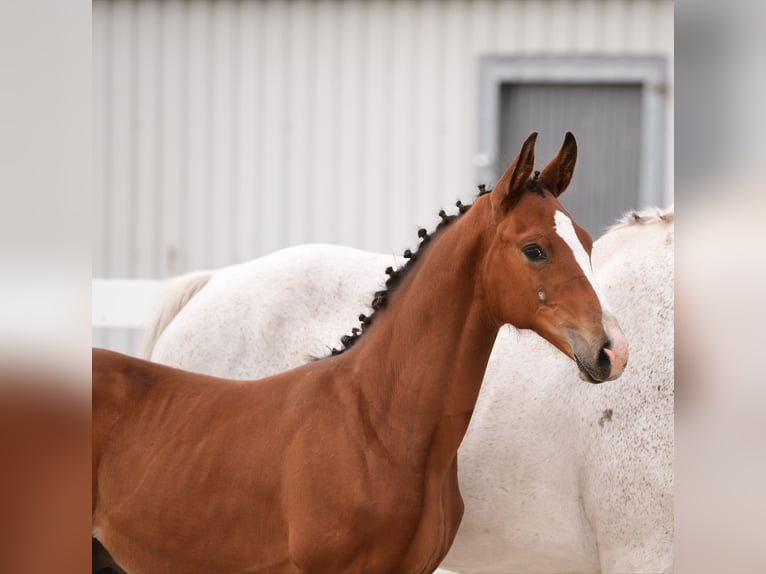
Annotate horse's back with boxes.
[152,243,396,378]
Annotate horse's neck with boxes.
[348,200,499,465]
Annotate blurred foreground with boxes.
[0,1,91,573]
[676,0,766,571]
[0,366,90,574]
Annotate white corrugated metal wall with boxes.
[93,0,673,352]
[94,0,673,278]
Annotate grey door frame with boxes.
[477,55,668,207]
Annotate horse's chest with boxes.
[286,473,418,567]
[286,459,461,573]
[341,469,462,573]
[285,411,464,572]
[391,468,464,573]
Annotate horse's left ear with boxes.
[538,132,577,197]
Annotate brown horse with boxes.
[92,132,628,574]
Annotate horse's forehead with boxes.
[505,198,563,235]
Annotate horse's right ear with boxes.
[491,132,537,213]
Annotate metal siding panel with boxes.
[657,0,675,203]
[572,1,605,52]
[107,1,137,354]
[335,0,366,250]
[259,0,290,255]
[602,0,630,52]
[184,1,212,271]
[470,1,501,195]
[387,0,418,256]
[157,0,185,277]
[518,0,548,54]
[627,0,656,52]
[308,1,340,247]
[92,0,110,353]
[235,0,263,261]
[282,0,313,249]
[453,0,477,207]
[410,0,443,235]
[210,1,238,267]
[102,2,138,356]
[469,1,498,54]
[134,1,161,278]
[442,1,471,207]
[360,0,392,251]
[93,1,108,278]
[549,1,577,53]
[107,0,135,279]
[494,1,523,53]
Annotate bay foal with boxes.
[92,132,628,574]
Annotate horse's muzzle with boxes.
[574,315,628,383]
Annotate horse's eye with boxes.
[522,244,546,261]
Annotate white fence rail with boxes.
[92,278,167,355]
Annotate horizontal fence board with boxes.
[92,279,166,328]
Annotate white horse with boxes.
[145,207,674,574]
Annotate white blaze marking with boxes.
[554,210,612,313]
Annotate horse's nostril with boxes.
[597,345,611,374]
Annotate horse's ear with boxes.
[491,132,537,213]
[538,132,577,197]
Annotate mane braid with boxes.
[327,184,492,357]
[527,178,546,198]
[607,205,675,232]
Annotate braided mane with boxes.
[327,184,493,357]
